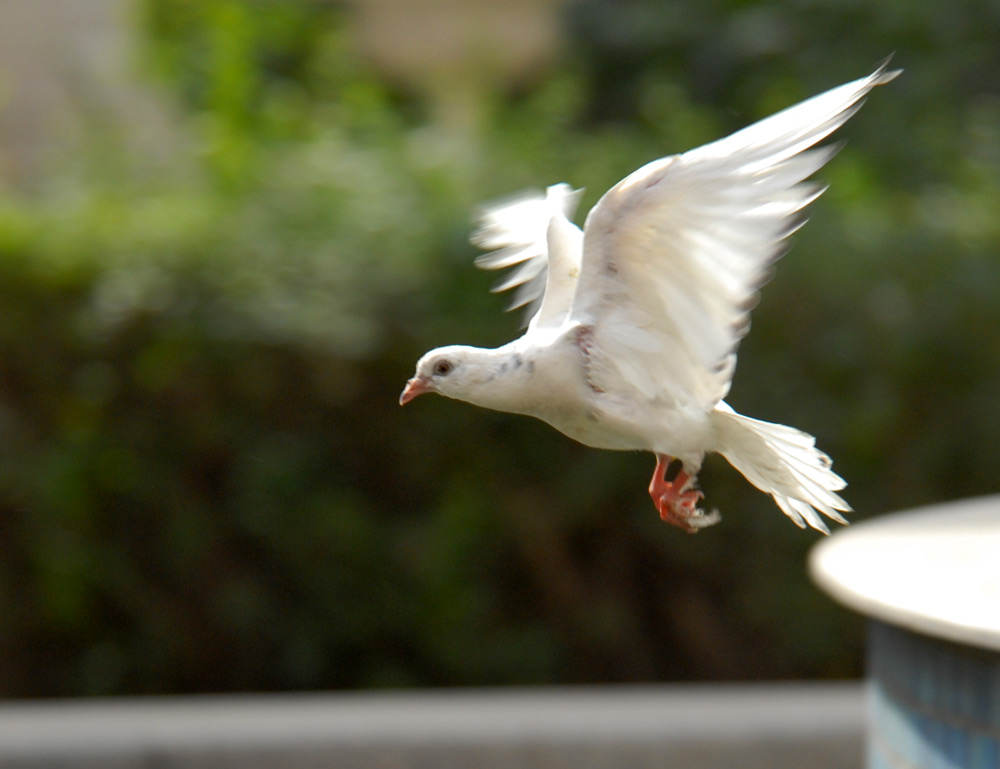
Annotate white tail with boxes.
[712,403,850,533]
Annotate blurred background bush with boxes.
[0,0,997,697]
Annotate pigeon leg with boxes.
[648,454,719,532]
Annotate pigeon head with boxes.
[400,345,493,406]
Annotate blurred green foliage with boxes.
[0,0,998,696]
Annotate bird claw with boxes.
[665,486,703,515]
[655,488,720,533]
[649,456,721,533]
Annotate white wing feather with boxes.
[473,184,583,329]
[571,63,900,411]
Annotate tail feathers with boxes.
[713,406,851,533]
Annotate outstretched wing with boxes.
[570,63,900,410]
[472,184,584,329]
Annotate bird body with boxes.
[402,63,899,533]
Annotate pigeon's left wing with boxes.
[570,63,899,411]
[473,184,584,329]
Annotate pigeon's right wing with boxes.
[570,63,899,411]
[473,184,584,330]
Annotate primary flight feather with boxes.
[401,63,899,533]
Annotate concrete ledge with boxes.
[0,682,864,769]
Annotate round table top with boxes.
[809,495,1000,651]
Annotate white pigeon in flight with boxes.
[401,63,899,533]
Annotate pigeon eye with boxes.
[433,359,454,377]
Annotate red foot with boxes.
[648,454,708,533]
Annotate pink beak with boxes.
[399,376,433,405]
